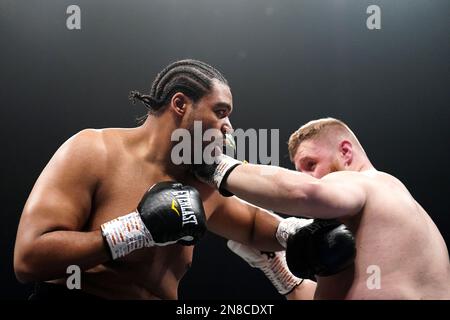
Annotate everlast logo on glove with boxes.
[171,190,199,226]
[101,181,207,259]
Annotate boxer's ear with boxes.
[170,92,192,116]
[340,140,353,167]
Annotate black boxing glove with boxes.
[101,181,207,260]
[285,219,356,278]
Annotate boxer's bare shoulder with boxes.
[318,169,450,299]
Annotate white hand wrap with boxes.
[101,211,154,260]
[227,240,302,295]
[211,155,242,189]
[276,217,314,248]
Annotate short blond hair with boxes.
[288,117,357,161]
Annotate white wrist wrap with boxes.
[212,155,242,189]
[227,240,302,296]
[276,217,314,248]
[260,250,303,295]
[101,211,154,260]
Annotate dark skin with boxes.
[14,80,283,299]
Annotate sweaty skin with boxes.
[14,82,282,299]
[224,138,450,300]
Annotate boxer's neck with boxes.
[349,154,375,172]
[134,114,191,178]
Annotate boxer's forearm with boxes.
[209,196,284,251]
[250,209,284,251]
[14,230,110,283]
[224,164,319,217]
[286,279,317,300]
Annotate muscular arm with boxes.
[223,164,367,219]
[207,194,284,252]
[14,130,110,283]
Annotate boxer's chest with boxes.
[86,161,174,229]
[84,160,196,278]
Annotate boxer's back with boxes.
[316,170,450,299]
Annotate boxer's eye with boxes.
[215,109,227,118]
[307,161,316,171]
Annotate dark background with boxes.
[1,0,448,299]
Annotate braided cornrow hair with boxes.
[130,59,228,124]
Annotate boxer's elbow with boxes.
[15,265,35,284]
[14,242,48,283]
[14,249,37,283]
